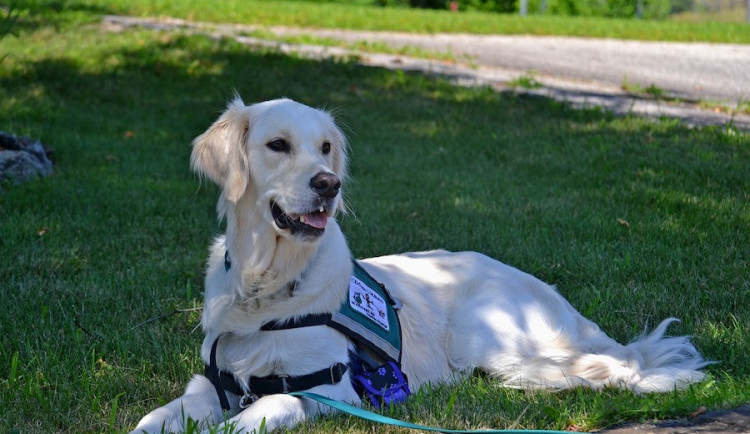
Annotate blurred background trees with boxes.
[367,0,744,20]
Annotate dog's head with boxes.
[191,97,348,241]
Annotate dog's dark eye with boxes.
[321,141,331,155]
[266,138,290,153]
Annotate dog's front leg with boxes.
[214,382,360,434]
[132,375,225,433]
[212,394,311,433]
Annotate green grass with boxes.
[12,0,750,43]
[1,3,749,434]
[620,78,750,116]
[239,28,460,62]
[507,73,544,89]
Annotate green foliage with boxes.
[373,0,447,8]
[85,0,750,43]
[0,2,19,44]
[257,0,700,18]
[527,0,674,18]
[507,72,543,88]
[371,0,520,12]
[461,0,518,12]
[621,77,672,99]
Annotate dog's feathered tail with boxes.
[498,318,708,393]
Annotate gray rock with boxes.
[0,132,53,185]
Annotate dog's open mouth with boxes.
[271,201,329,237]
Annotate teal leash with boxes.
[290,391,583,434]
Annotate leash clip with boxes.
[238,392,258,409]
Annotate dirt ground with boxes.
[599,404,750,433]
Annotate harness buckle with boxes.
[279,375,290,393]
[330,363,343,383]
[238,392,259,409]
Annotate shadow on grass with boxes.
[9,0,115,33]
[1,23,748,432]
[3,23,748,341]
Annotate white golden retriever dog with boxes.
[133,97,706,433]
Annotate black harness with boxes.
[205,255,406,411]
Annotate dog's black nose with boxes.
[310,172,341,198]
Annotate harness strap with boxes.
[261,313,331,331]
[204,336,232,411]
[215,252,402,412]
[218,362,348,396]
[204,336,348,412]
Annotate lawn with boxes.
[1,1,748,433]
[13,0,750,43]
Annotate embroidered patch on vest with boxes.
[349,275,390,331]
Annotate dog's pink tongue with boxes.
[303,212,328,229]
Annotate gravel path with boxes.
[103,16,750,130]
[276,29,750,105]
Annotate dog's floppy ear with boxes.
[327,121,349,214]
[191,97,250,203]
[329,122,348,183]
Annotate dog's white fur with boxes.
[133,97,706,434]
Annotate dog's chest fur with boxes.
[200,224,354,385]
